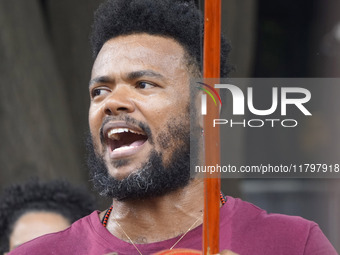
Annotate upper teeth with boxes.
[107,128,142,140]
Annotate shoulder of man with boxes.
[222,197,337,254]
[227,196,322,235]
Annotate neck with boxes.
[102,178,204,244]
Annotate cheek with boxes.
[140,94,188,129]
[88,106,103,142]
[141,96,189,153]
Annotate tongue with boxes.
[129,140,145,147]
[111,132,147,152]
[112,139,145,152]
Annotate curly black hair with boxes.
[90,0,232,77]
[0,179,96,254]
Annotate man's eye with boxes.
[91,88,108,98]
[136,81,155,89]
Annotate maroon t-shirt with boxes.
[9,196,337,255]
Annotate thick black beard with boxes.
[86,121,191,201]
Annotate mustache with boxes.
[99,115,153,144]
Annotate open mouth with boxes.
[107,128,148,154]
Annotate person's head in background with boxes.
[0,179,96,254]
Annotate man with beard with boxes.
[9,0,337,254]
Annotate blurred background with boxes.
[0,0,339,251]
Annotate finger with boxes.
[214,250,239,255]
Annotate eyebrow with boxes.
[89,76,114,87]
[126,70,165,80]
[89,70,165,87]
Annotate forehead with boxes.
[9,211,70,250]
[91,33,188,78]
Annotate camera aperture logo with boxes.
[197,82,222,115]
[198,82,312,128]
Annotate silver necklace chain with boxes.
[111,213,203,255]
[102,193,227,254]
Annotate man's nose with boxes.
[103,85,135,115]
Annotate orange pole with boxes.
[202,0,221,254]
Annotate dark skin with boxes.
[90,33,237,254]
